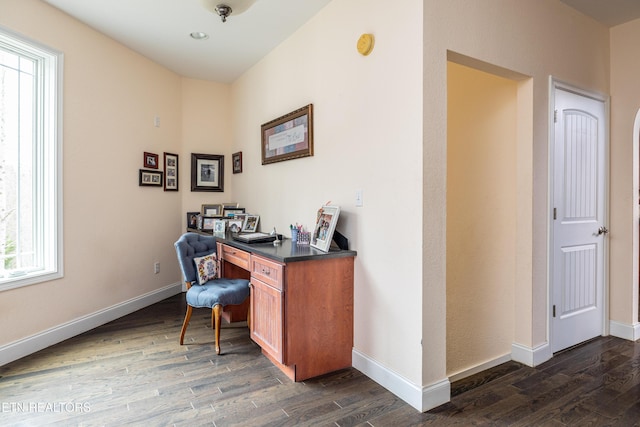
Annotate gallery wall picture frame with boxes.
[164,152,179,191]
[311,205,340,252]
[261,104,313,165]
[139,169,163,187]
[232,151,243,173]
[241,215,260,232]
[144,152,159,169]
[201,204,223,217]
[186,212,200,229]
[191,153,224,192]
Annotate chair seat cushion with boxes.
[186,278,250,308]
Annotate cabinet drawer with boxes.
[218,243,251,270]
[251,255,284,290]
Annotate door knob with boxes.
[597,226,609,235]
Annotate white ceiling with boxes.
[42,0,332,83]
[42,0,640,84]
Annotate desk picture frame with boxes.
[191,153,224,192]
[261,104,313,165]
[201,204,223,217]
[187,212,199,229]
[241,215,260,232]
[311,205,340,252]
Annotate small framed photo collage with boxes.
[186,203,259,236]
[139,151,179,191]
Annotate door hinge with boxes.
[553,305,556,318]
[553,207,557,220]
[554,109,558,123]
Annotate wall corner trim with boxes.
[511,341,552,367]
[0,283,182,367]
[352,348,450,412]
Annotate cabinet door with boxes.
[250,277,283,363]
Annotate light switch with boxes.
[355,190,363,207]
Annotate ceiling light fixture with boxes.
[200,0,257,23]
[215,4,232,22]
[190,31,209,40]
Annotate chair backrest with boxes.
[174,232,217,284]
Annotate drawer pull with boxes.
[262,269,270,275]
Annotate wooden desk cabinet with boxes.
[216,239,355,381]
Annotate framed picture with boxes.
[201,216,215,232]
[241,215,260,233]
[228,219,243,233]
[139,169,163,187]
[261,104,313,165]
[311,205,340,252]
[232,152,243,173]
[201,204,223,217]
[213,219,226,234]
[144,152,159,169]
[186,212,199,229]
[164,152,178,191]
[191,153,224,192]
[222,202,239,209]
[223,207,245,218]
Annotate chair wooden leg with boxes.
[180,305,193,345]
[213,305,221,355]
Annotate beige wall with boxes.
[230,0,425,384]
[446,62,517,376]
[3,0,640,412]
[423,0,610,388]
[180,78,234,221]
[0,0,183,344]
[610,20,640,326]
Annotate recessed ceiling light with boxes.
[190,32,209,40]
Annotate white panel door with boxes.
[552,88,607,353]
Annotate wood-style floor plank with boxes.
[2,294,640,426]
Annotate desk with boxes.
[216,235,356,381]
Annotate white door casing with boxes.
[551,85,608,353]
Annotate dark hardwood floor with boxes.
[2,294,640,426]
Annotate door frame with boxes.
[547,77,610,351]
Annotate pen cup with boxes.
[291,228,298,242]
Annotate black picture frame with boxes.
[232,151,243,173]
[164,152,178,191]
[186,212,199,229]
[191,153,224,192]
[139,169,163,187]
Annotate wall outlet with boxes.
[154,262,160,274]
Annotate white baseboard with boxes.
[511,341,552,367]
[352,348,450,412]
[448,353,512,383]
[0,282,182,367]
[609,320,640,341]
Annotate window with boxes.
[0,27,62,290]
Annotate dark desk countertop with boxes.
[216,234,357,263]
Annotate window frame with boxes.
[0,26,63,291]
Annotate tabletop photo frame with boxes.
[311,205,340,252]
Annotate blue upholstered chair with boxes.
[174,233,250,354]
